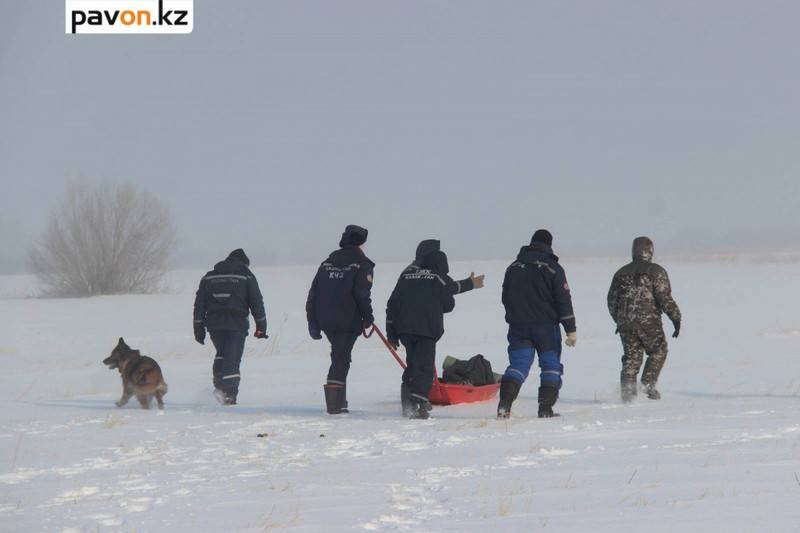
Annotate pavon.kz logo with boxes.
[65,0,193,34]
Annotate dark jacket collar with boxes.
[419,250,449,275]
[517,243,559,263]
[214,256,250,274]
[328,245,373,266]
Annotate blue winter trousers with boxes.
[501,324,564,388]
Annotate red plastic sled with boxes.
[365,325,500,406]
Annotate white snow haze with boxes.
[1,1,799,269]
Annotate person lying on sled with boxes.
[385,240,485,419]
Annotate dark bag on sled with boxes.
[442,354,497,386]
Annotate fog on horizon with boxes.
[1,1,799,274]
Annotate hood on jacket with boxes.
[421,250,449,275]
[517,243,558,263]
[413,239,440,266]
[530,229,553,247]
[339,225,368,248]
[227,248,250,266]
[632,236,654,262]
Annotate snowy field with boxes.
[1,256,799,532]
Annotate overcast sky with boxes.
[1,1,798,272]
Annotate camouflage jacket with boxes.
[607,237,681,331]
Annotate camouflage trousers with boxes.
[619,326,668,386]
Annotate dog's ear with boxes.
[118,337,127,348]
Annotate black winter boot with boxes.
[643,382,661,400]
[214,389,236,406]
[401,383,413,417]
[497,380,521,419]
[408,396,431,420]
[341,383,349,413]
[323,384,346,414]
[621,377,638,403]
[537,386,560,418]
[212,358,223,391]
[213,389,225,405]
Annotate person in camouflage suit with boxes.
[607,237,681,402]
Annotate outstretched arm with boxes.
[447,272,485,295]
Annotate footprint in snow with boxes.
[120,496,152,513]
[86,513,123,527]
[52,486,100,504]
[396,442,429,452]
[418,466,480,483]
[539,447,578,457]
[507,455,539,467]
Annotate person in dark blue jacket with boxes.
[386,241,485,419]
[498,230,576,419]
[306,225,375,414]
[193,249,268,405]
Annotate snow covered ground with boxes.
[1,256,799,532]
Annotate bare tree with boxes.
[28,181,177,296]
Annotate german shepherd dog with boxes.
[103,338,168,409]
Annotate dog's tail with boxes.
[138,369,168,394]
